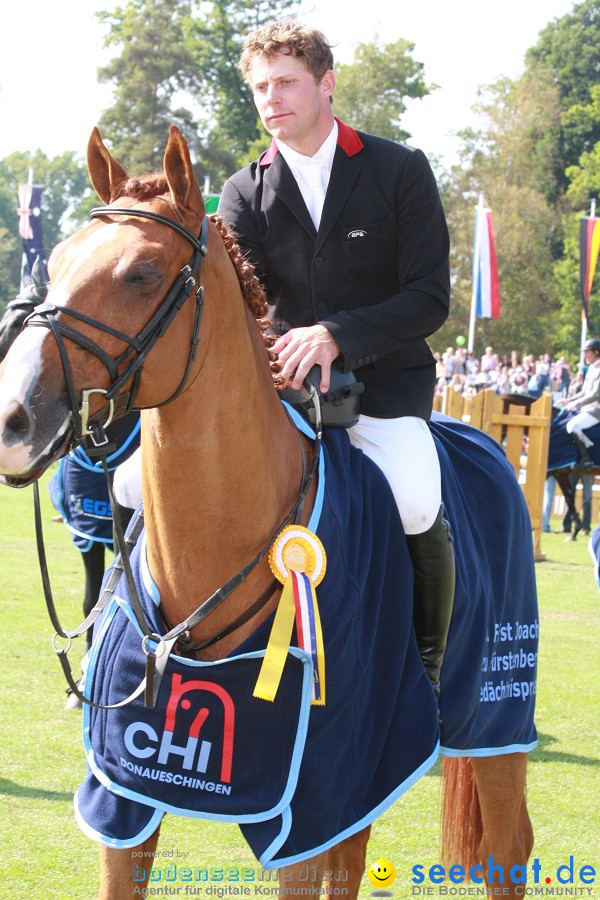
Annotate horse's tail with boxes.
[440,757,482,870]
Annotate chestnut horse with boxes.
[0,127,535,899]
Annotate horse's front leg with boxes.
[98,826,161,900]
[279,851,328,897]
[324,826,371,896]
[279,827,371,900]
[470,753,533,900]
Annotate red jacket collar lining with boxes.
[259,118,363,166]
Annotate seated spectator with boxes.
[453,347,467,375]
[510,368,529,395]
[449,373,466,393]
[442,346,456,378]
[465,351,479,375]
[552,356,571,398]
[434,376,447,397]
[495,365,512,396]
[474,369,491,390]
[434,351,446,381]
[528,362,549,398]
[480,346,499,373]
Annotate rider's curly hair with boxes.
[238,19,334,85]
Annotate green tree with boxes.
[95,0,299,187]
[333,38,434,142]
[187,0,299,186]
[435,69,562,357]
[525,0,600,186]
[436,0,600,360]
[96,0,198,172]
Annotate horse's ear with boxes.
[163,126,205,221]
[87,127,128,204]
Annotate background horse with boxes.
[547,408,600,540]
[48,412,140,672]
[0,127,537,900]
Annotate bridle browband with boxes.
[28,203,322,710]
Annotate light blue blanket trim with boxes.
[71,418,141,472]
[259,742,440,869]
[81,598,316,826]
[66,525,112,549]
[74,788,164,850]
[258,806,293,869]
[440,740,538,758]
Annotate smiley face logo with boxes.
[368,858,396,889]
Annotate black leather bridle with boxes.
[26,208,209,442]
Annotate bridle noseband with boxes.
[26,207,209,442]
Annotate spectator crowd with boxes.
[434,345,579,403]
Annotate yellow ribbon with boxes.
[253,576,296,703]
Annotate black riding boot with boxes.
[573,434,594,468]
[406,505,455,698]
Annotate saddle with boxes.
[280,361,364,428]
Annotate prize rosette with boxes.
[254,525,327,705]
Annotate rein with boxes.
[29,205,322,710]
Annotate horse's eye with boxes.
[125,263,163,286]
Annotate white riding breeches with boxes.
[347,415,441,535]
[566,412,598,447]
[114,415,443,535]
[113,445,143,509]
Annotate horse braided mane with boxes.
[209,214,285,388]
[120,174,284,388]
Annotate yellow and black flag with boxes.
[580,215,600,322]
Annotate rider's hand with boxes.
[272,325,341,393]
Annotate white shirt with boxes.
[276,121,338,228]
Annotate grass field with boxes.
[0,473,598,899]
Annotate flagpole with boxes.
[467,194,484,353]
[580,197,597,363]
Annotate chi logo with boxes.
[123,673,234,782]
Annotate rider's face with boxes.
[250,53,335,157]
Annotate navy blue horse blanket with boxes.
[75,409,538,868]
[49,417,141,552]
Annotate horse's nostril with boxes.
[5,404,33,442]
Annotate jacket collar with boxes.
[260,118,363,166]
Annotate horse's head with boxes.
[0,126,207,487]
